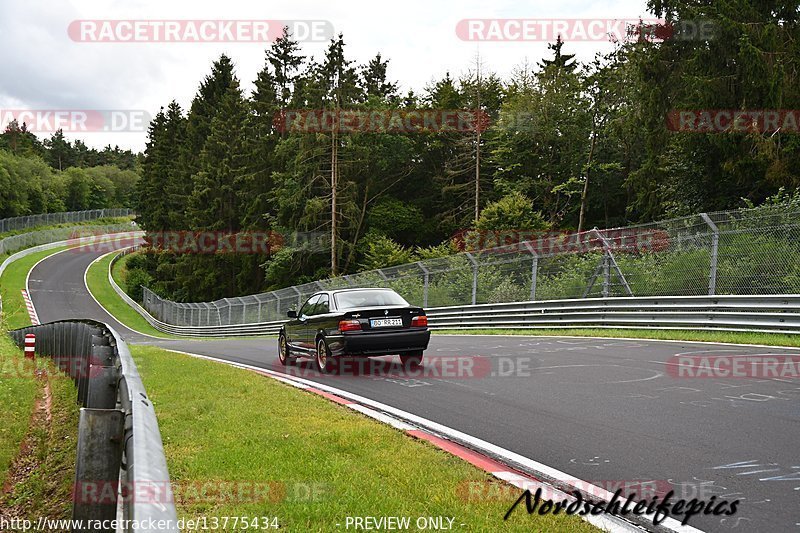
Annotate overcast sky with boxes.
[0,0,651,151]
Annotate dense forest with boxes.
[0,123,141,217]
[133,0,800,302]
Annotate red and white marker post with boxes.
[24,334,35,360]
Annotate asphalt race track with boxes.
[28,247,800,533]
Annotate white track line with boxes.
[83,251,168,340]
[25,246,76,326]
[434,333,800,351]
[164,348,705,533]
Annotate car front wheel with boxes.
[278,333,294,365]
[400,351,423,369]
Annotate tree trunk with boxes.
[330,111,338,276]
[343,183,370,273]
[578,132,596,233]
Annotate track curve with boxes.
[27,246,800,532]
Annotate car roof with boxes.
[307,287,399,299]
[331,287,397,294]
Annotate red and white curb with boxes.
[165,349,703,533]
[20,289,40,325]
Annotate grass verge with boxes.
[0,334,38,488]
[0,332,79,524]
[434,328,800,347]
[89,252,273,341]
[0,246,69,330]
[85,252,178,338]
[131,345,596,532]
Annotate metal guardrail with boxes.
[9,320,178,533]
[424,295,800,334]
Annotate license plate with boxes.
[370,318,403,328]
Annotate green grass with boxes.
[88,252,274,341]
[0,333,38,488]
[131,345,596,532]
[85,252,179,338]
[434,328,800,347]
[110,249,130,288]
[0,246,69,330]
[0,331,79,523]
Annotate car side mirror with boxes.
[287,310,298,318]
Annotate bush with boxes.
[125,267,153,302]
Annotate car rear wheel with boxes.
[316,337,337,373]
[400,351,423,369]
[278,333,294,365]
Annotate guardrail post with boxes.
[72,408,124,532]
[700,213,719,295]
[465,252,478,305]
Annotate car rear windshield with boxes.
[334,290,409,310]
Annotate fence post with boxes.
[292,286,302,311]
[523,242,538,301]
[602,253,610,298]
[465,252,478,305]
[700,213,719,295]
[416,262,430,308]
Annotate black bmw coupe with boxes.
[278,287,431,373]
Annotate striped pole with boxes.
[24,334,35,360]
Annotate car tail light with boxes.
[339,319,361,332]
[411,315,428,327]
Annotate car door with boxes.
[306,294,331,345]
[290,295,318,351]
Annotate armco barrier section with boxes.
[424,295,800,334]
[9,320,178,533]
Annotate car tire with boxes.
[278,333,294,365]
[315,337,337,374]
[400,351,423,369]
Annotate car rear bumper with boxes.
[328,328,431,356]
